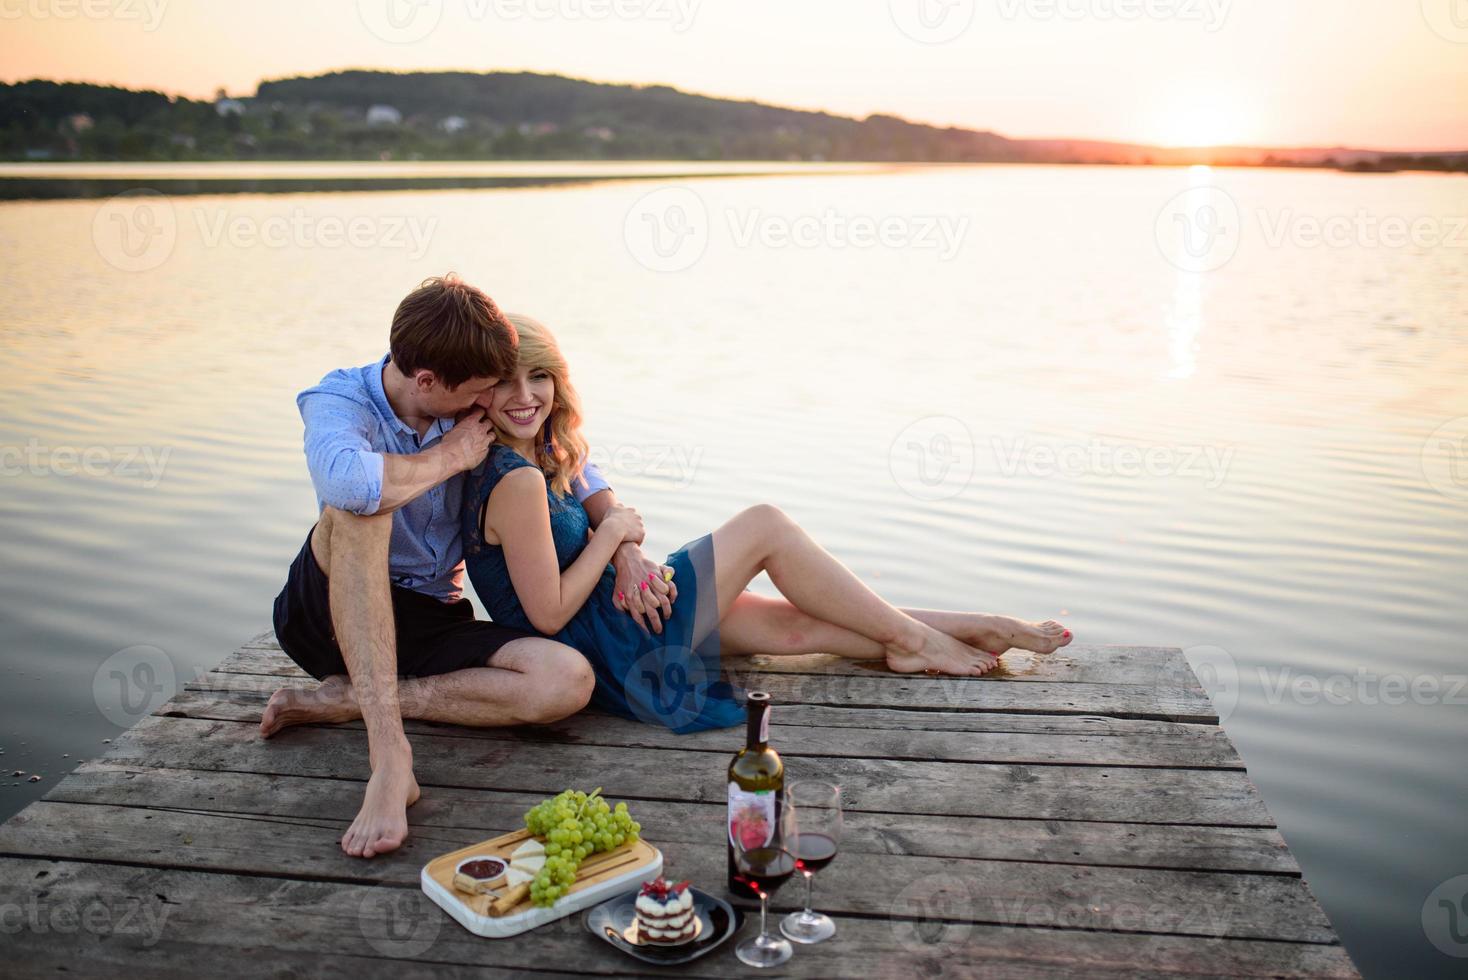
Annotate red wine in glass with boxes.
[737,846,797,895]
[791,832,838,874]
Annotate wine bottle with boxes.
[727,691,783,900]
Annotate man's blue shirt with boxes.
[298,354,610,601]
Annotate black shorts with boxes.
[271,526,530,681]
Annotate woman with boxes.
[462,315,1072,733]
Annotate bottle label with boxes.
[728,781,776,850]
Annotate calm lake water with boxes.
[1,164,1465,977]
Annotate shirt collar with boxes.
[366,353,415,439]
[368,353,457,444]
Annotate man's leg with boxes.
[310,505,418,859]
[261,637,595,732]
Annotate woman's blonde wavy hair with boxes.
[503,313,589,498]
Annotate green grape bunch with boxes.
[522,787,641,907]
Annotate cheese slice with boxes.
[510,853,546,874]
[506,866,536,887]
[510,840,545,861]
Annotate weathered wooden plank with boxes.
[188,669,1225,738]
[100,715,1273,825]
[236,632,1201,690]
[0,858,1359,978]
[44,762,1301,874]
[163,685,1245,770]
[0,801,1333,942]
[207,646,1218,723]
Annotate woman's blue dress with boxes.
[462,445,744,734]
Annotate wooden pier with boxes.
[0,633,1359,977]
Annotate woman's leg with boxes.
[718,594,1071,658]
[710,505,1000,676]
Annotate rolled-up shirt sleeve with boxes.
[299,392,385,515]
[572,459,612,504]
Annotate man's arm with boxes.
[582,482,677,634]
[301,394,493,516]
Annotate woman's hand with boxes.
[613,544,677,635]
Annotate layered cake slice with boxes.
[635,877,697,944]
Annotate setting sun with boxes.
[1150,86,1257,147]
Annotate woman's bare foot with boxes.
[342,757,420,859]
[958,615,1072,656]
[258,675,359,738]
[885,624,999,677]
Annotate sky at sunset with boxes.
[4,0,1467,151]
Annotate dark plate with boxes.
[583,887,743,966]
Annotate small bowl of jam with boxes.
[452,856,508,895]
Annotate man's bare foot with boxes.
[885,625,999,677]
[258,675,359,738]
[342,758,420,859]
[960,615,1072,656]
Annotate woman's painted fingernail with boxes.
[1063,630,1072,638]
[640,582,649,591]
[616,591,625,602]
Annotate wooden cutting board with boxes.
[424,827,658,920]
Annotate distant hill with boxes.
[3,71,1465,173]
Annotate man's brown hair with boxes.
[389,274,518,388]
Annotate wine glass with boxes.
[731,790,797,968]
[780,780,841,944]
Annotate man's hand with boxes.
[440,409,496,473]
[612,542,676,635]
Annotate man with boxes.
[259,274,675,859]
